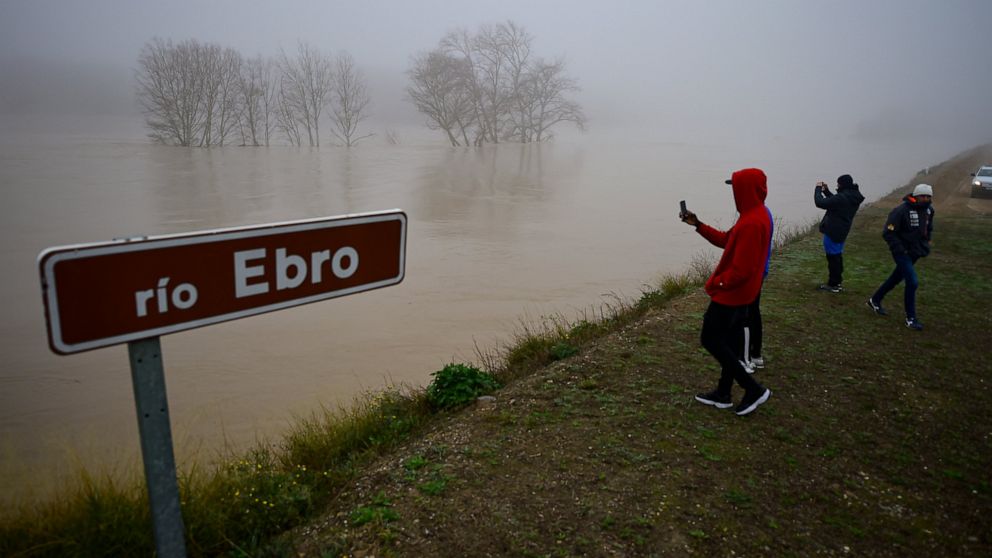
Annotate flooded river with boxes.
[0,117,954,501]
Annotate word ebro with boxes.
[134,245,359,317]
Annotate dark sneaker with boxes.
[695,390,732,409]
[818,284,842,293]
[866,297,887,316]
[735,388,771,416]
[906,318,924,331]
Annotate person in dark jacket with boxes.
[866,184,934,330]
[680,168,772,416]
[814,174,865,292]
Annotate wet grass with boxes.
[0,386,439,556]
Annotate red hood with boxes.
[730,168,767,213]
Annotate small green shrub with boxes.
[568,320,601,340]
[403,455,428,472]
[550,342,579,361]
[417,476,449,496]
[505,336,555,368]
[427,363,501,410]
[350,492,399,526]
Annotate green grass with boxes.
[0,385,439,556]
[281,171,992,556]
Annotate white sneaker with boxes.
[736,388,771,416]
[751,357,765,369]
[740,360,755,375]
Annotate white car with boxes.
[972,166,992,198]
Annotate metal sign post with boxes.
[127,337,186,558]
[37,210,407,554]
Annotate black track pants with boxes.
[701,300,764,396]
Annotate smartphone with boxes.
[679,200,687,217]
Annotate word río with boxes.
[135,277,198,317]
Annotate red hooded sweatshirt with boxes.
[695,168,772,306]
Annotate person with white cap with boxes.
[866,183,934,330]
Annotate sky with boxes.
[1,0,991,145]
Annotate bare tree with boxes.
[467,23,517,143]
[440,28,493,145]
[406,50,474,146]
[522,59,586,142]
[136,38,246,147]
[275,81,303,146]
[498,22,536,142]
[408,21,584,145]
[136,38,384,149]
[206,46,243,146]
[328,52,373,147]
[277,42,333,147]
[136,38,208,146]
[238,55,276,146]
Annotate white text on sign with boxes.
[133,246,360,317]
[234,246,359,298]
[41,210,405,354]
[135,278,199,317]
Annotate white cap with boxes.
[913,183,933,197]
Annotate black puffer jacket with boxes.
[814,184,865,243]
[883,195,934,259]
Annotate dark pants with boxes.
[872,254,920,319]
[701,300,764,396]
[826,253,843,287]
[744,292,762,359]
[733,293,763,361]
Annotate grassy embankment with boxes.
[2,145,990,557]
[287,145,992,557]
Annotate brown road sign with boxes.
[39,210,406,354]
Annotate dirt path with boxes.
[879,143,992,216]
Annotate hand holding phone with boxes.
[679,200,699,226]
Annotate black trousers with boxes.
[742,292,762,359]
[701,300,764,396]
[826,253,844,287]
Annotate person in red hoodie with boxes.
[680,168,773,416]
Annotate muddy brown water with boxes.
[0,120,959,502]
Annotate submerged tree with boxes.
[328,52,373,147]
[238,55,277,146]
[135,38,245,147]
[198,44,242,146]
[520,59,586,142]
[405,21,585,146]
[276,41,333,147]
[135,38,208,146]
[406,51,474,146]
